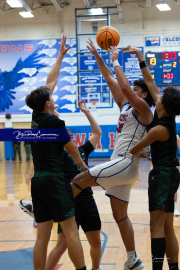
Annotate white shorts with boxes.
[89,157,139,202]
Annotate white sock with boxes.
[127,251,137,262]
[174,202,177,210]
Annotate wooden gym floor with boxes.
[0,159,180,270]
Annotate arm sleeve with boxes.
[79,140,95,157]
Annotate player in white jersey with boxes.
[71,40,154,270]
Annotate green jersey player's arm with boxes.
[109,46,152,125]
[65,141,88,171]
[46,35,71,94]
[130,125,170,155]
[122,46,160,103]
[26,162,34,185]
[86,38,127,110]
[78,100,102,148]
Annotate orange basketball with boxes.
[96,26,120,50]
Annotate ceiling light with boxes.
[156,4,171,11]
[6,0,23,8]
[90,8,103,15]
[19,11,34,18]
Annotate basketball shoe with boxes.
[19,199,34,219]
[124,258,144,270]
[174,208,180,216]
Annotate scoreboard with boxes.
[145,51,180,85]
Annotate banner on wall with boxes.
[0,37,143,114]
[145,36,160,47]
[145,35,180,47]
[0,38,78,114]
[123,47,144,85]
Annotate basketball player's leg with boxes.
[32,174,86,270]
[85,230,101,270]
[80,203,101,270]
[149,170,168,270]
[150,210,167,270]
[110,196,135,251]
[45,232,67,270]
[164,212,179,266]
[71,170,99,197]
[149,166,180,270]
[71,157,138,198]
[60,216,86,269]
[34,219,53,270]
[107,185,144,270]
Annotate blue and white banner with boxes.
[0,38,78,114]
[145,35,180,47]
[123,47,144,85]
[161,35,180,46]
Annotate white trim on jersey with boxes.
[89,156,133,179]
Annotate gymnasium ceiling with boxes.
[0,0,177,23]
[0,0,164,13]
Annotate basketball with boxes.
[96,26,120,50]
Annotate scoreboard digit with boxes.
[145,51,180,85]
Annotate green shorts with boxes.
[148,166,180,212]
[31,171,75,223]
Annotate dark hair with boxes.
[25,87,51,113]
[161,86,180,116]
[133,79,155,107]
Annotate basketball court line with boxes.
[0,230,118,268]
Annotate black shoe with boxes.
[19,199,34,218]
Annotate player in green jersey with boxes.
[122,45,180,270]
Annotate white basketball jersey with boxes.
[111,103,147,164]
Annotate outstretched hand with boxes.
[121,45,141,55]
[78,100,90,114]
[108,46,119,62]
[86,38,99,57]
[59,35,71,56]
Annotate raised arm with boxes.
[108,46,152,123]
[86,39,127,109]
[78,100,102,148]
[65,141,88,171]
[122,46,160,103]
[46,35,71,94]
[130,125,170,155]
